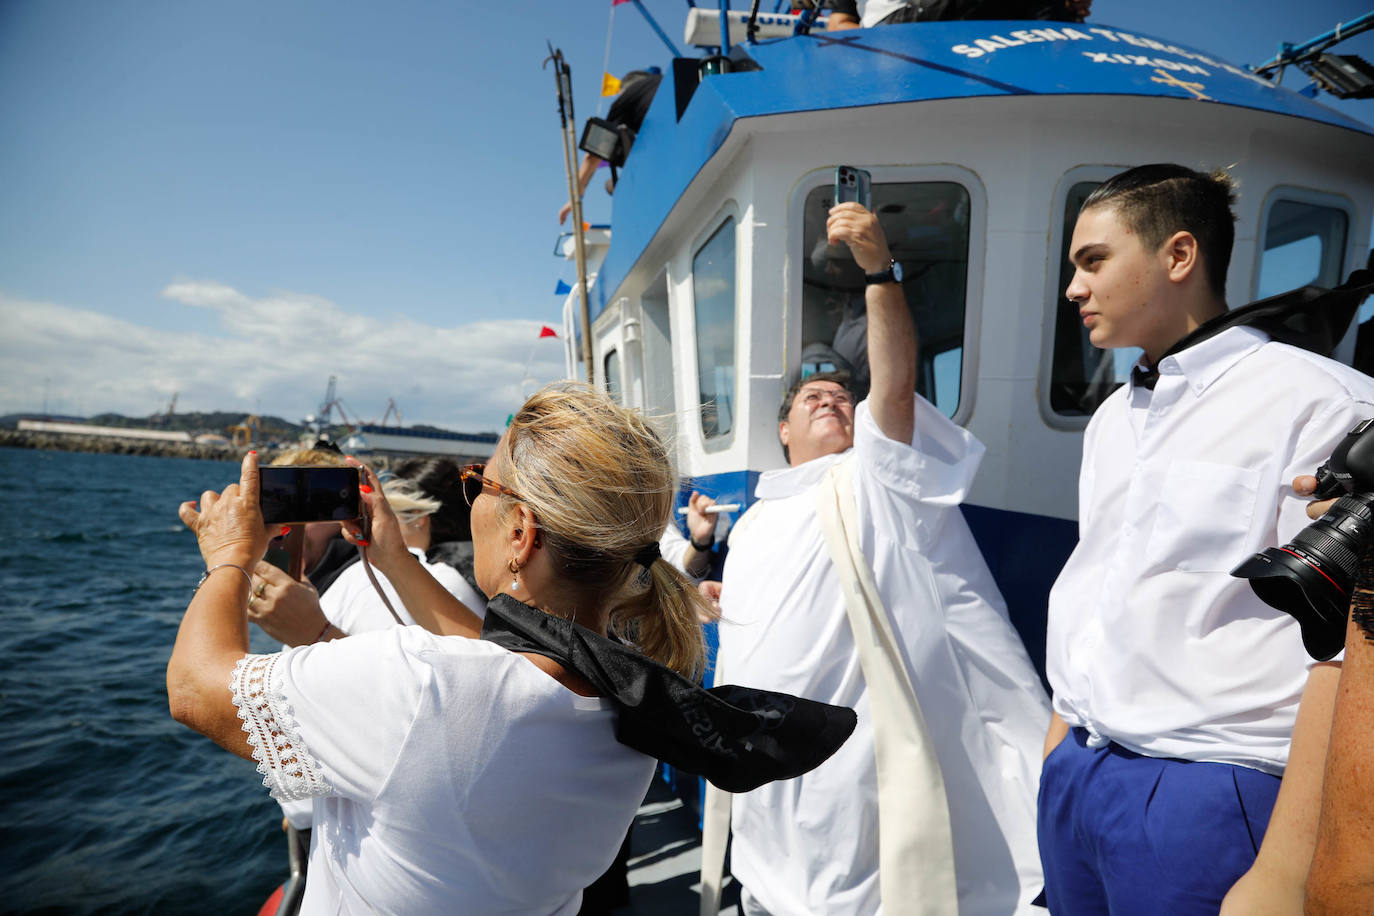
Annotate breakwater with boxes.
[0,428,268,462]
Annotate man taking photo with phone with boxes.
[705,197,1049,915]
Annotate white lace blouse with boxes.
[231,627,655,915]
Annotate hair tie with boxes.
[633,542,661,569]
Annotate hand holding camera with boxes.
[1233,418,1374,660]
[179,452,280,571]
[338,458,415,576]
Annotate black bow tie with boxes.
[1132,363,1159,390]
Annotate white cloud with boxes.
[0,285,570,432]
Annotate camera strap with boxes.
[357,546,406,626]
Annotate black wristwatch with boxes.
[690,537,713,551]
[864,259,903,285]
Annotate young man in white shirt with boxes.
[715,202,1049,915]
[1040,163,1374,915]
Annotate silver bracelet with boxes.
[195,563,254,594]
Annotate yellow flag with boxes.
[601,72,622,97]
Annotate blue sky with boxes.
[1,1,1370,431]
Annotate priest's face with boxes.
[779,380,855,466]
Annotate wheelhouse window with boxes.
[1047,181,1140,417]
[1257,199,1348,299]
[801,182,969,417]
[693,217,737,441]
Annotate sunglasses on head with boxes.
[460,464,523,507]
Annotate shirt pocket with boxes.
[1146,460,1261,573]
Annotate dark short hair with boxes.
[1081,163,1237,300]
[389,456,471,543]
[777,370,854,463]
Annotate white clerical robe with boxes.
[717,396,1049,916]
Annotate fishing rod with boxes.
[545,43,595,384]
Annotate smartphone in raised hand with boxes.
[259,466,363,525]
[834,165,871,210]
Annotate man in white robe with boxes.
[715,202,1050,915]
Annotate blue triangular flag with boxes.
[554,279,572,295]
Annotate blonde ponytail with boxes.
[612,558,715,680]
[501,381,709,679]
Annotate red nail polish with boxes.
[249,450,257,455]
[360,484,373,494]
[281,525,291,535]
[357,539,370,547]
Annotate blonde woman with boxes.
[169,382,852,915]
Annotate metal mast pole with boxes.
[547,45,595,384]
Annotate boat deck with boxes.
[617,779,740,915]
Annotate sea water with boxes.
[0,447,288,914]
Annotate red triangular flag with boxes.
[539,325,559,339]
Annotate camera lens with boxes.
[1232,494,1374,660]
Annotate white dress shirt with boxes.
[1047,326,1374,774]
[718,397,1050,916]
[320,546,485,633]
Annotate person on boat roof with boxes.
[1038,163,1374,915]
[826,0,1090,29]
[558,69,662,226]
[708,201,1050,915]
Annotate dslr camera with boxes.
[1232,418,1374,660]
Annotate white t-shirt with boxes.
[717,397,1050,916]
[321,547,486,633]
[1048,327,1374,773]
[280,548,488,830]
[233,628,656,915]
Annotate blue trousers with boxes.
[1037,727,1281,915]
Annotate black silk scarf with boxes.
[479,594,857,793]
[1132,268,1374,390]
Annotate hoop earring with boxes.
[508,558,521,591]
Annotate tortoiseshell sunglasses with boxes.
[460,464,523,507]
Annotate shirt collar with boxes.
[1131,325,1269,397]
[754,448,849,500]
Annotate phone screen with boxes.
[259,466,361,524]
[834,165,872,210]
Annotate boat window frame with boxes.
[603,346,623,405]
[786,164,987,429]
[1250,185,1355,303]
[687,200,742,452]
[1037,164,1134,431]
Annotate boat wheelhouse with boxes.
[556,17,1374,679]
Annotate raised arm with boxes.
[168,452,274,759]
[826,202,916,443]
[342,460,485,639]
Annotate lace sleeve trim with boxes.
[231,653,333,802]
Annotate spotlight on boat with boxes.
[579,117,632,167]
[1307,53,1374,99]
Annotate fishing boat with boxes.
[338,423,500,461]
[555,7,1374,705]
[258,8,1373,913]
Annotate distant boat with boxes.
[339,423,499,460]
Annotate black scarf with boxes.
[479,594,857,793]
[1132,268,1374,390]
